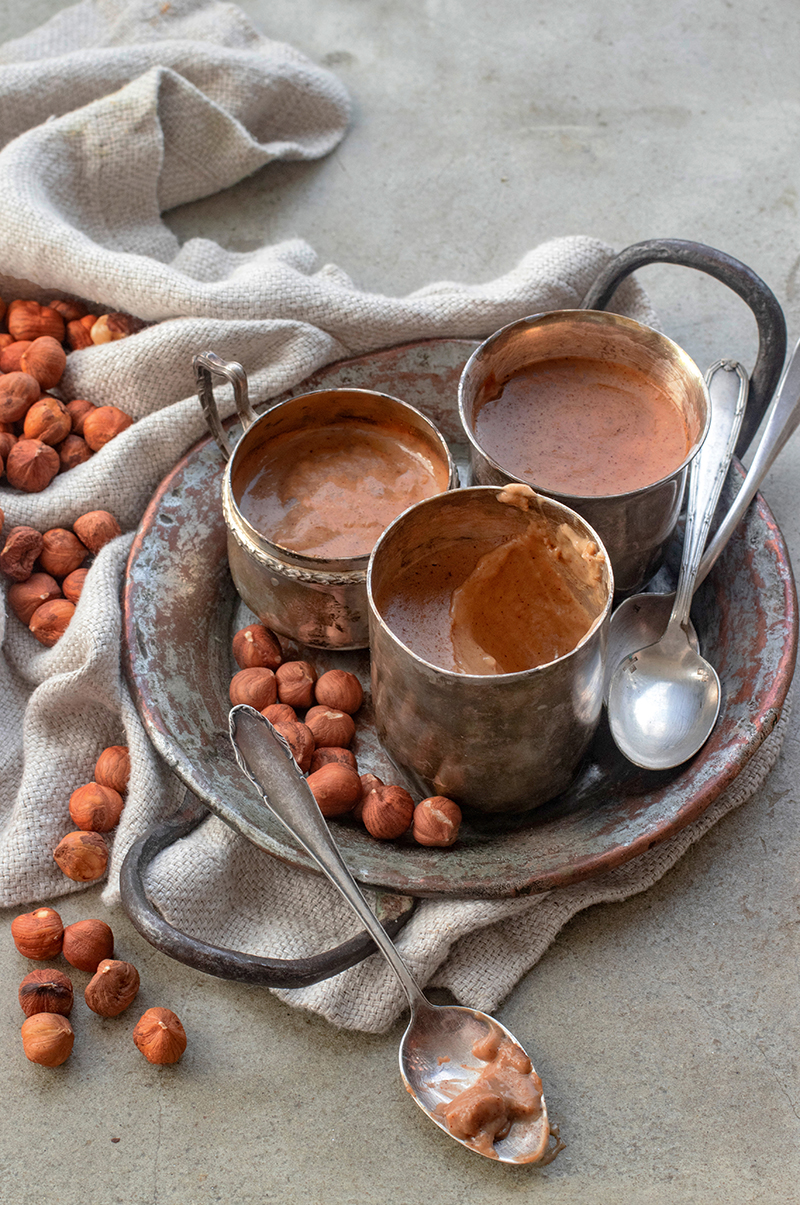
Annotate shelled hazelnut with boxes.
[412,796,462,847]
[57,434,92,471]
[72,510,122,554]
[0,341,31,374]
[271,719,315,773]
[0,526,44,581]
[68,782,124,832]
[229,667,277,710]
[82,405,133,451]
[261,702,297,725]
[38,528,88,578]
[133,1007,186,1064]
[304,706,355,749]
[11,907,64,959]
[64,398,95,434]
[85,958,140,1017]
[275,660,317,709]
[308,747,358,774]
[232,623,283,671]
[5,439,60,492]
[355,774,384,822]
[62,919,114,973]
[307,763,363,817]
[29,598,75,646]
[362,784,415,840]
[19,969,74,1018]
[94,746,130,795]
[53,830,108,881]
[314,669,363,715]
[23,397,71,446]
[20,336,67,390]
[8,573,61,624]
[7,300,65,343]
[21,1013,74,1066]
[62,568,88,605]
[0,371,40,423]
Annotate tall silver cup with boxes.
[367,486,614,815]
[458,310,710,595]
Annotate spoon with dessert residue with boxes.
[606,339,800,693]
[229,704,561,1166]
[606,359,748,769]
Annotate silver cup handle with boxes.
[193,350,259,461]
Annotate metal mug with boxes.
[458,309,710,596]
[194,351,456,649]
[367,485,614,815]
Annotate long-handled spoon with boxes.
[229,704,560,1165]
[606,335,800,686]
[606,359,748,769]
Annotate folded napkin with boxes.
[0,0,785,1032]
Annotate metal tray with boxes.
[123,338,797,904]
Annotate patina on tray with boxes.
[123,339,798,899]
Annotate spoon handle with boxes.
[698,333,800,585]
[228,704,428,1011]
[668,361,749,636]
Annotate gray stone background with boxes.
[0,1,798,1203]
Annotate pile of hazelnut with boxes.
[12,905,186,1068]
[0,297,143,493]
[230,623,463,847]
[0,507,121,646]
[52,744,131,884]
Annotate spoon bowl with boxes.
[229,703,561,1165]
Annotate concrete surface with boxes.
[1,1,799,1202]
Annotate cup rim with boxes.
[366,484,615,681]
[458,308,711,503]
[223,386,456,571]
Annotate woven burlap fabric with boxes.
[0,0,786,1032]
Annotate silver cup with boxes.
[458,310,710,595]
[367,486,614,815]
[195,352,456,649]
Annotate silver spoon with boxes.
[606,335,800,687]
[228,704,560,1165]
[606,359,749,769]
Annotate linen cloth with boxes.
[0,0,787,1031]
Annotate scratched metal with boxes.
[123,340,798,899]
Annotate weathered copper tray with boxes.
[123,338,797,900]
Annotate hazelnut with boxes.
[271,719,315,773]
[7,300,65,343]
[21,1013,74,1066]
[0,341,32,373]
[229,667,277,710]
[65,319,95,351]
[72,509,122,554]
[412,796,462,847]
[90,313,145,343]
[232,623,283,671]
[47,298,88,323]
[62,919,114,973]
[308,746,358,775]
[94,745,130,794]
[62,567,88,604]
[29,598,75,646]
[304,706,355,749]
[69,782,124,832]
[0,332,11,350]
[275,660,317,709]
[1,526,44,582]
[20,336,67,390]
[57,434,92,471]
[64,398,95,435]
[133,1007,186,1064]
[0,429,17,462]
[23,397,71,446]
[8,573,62,624]
[38,528,88,577]
[362,784,415,840]
[19,969,74,1018]
[53,830,108,881]
[82,405,133,450]
[314,669,364,715]
[261,703,297,724]
[85,959,140,1017]
[6,439,60,491]
[307,763,363,817]
[0,371,41,423]
[11,907,64,959]
[355,773,384,821]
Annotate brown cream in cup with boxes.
[474,356,690,496]
[235,417,450,559]
[375,484,606,675]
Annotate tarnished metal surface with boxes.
[123,339,798,899]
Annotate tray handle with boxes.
[193,350,259,461]
[581,238,787,458]
[119,789,417,989]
